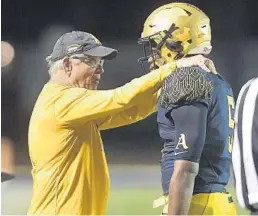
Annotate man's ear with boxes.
[63,57,72,76]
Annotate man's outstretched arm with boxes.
[96,56,215,130]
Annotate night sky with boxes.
[2,0,258,43]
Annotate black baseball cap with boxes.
[49,31,118,61]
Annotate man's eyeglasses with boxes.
[72,56,104,69]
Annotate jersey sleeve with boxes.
[159,67,213,111]
[159,67,214,162]
[54,62,176,126]
[170,103,208,162]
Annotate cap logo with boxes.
[67,44,81,52]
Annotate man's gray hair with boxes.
[46,56,63,76]
[46,53,89,76]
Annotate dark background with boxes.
[2,0,258,164]
[2,0,258,41]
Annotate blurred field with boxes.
[1,165,250,215]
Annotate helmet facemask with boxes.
[138,31,163,73]
[138,23,184,73]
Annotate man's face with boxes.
[69,56,104,90]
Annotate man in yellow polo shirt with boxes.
[27,31,215,215]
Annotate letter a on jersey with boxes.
[176,134,188,150]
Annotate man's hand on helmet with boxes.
[157,55,217,74]
[148,55,165,71]
[149,54,217,74]
[175,55,217,74]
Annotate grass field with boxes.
[1,165,250,215]
[108,188,250,215]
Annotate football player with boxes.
[138,3,237,215]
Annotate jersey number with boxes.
[227,95,235,153]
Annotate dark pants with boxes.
[251,209,258,215]
[1,172,14,182]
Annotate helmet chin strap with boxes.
[155,23,185,63]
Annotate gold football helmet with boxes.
[138,2,212,72]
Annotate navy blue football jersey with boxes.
[157,66,235,195]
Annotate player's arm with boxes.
[168,103,208,215]
[54,63,176,126]
[159,67,213,215]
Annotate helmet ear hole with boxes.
[165,40,183,52]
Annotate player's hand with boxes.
[175,55,217,74]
